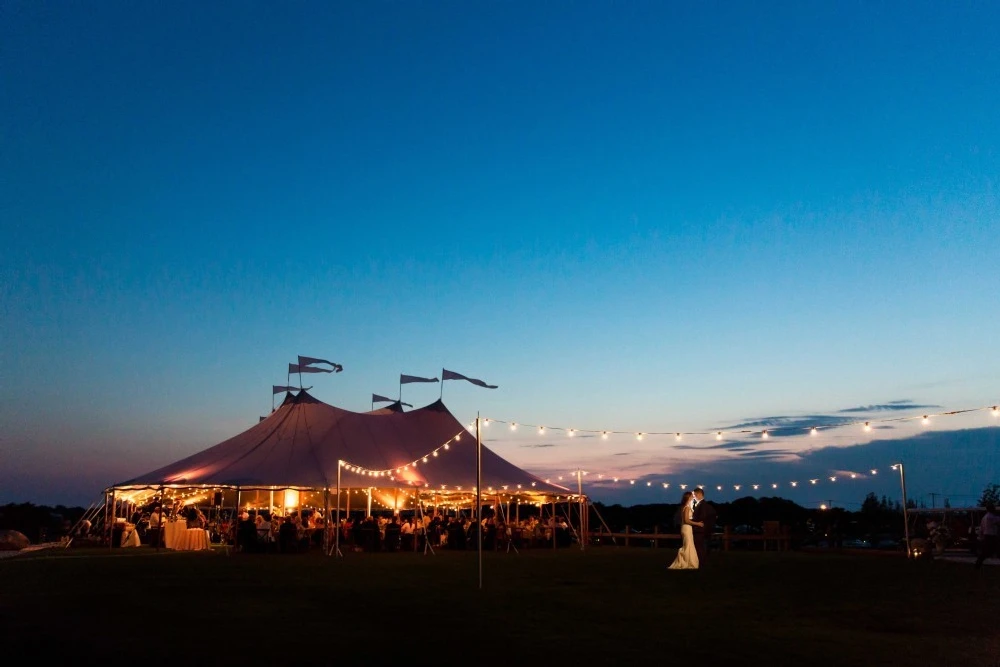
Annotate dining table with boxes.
[163,519,212,551]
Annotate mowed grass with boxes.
[1,546,998,666]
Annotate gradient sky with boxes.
[2,2,998,509]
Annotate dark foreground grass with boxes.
[1,546,997,666]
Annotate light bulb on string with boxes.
[675,433,682,441]
[636,433,644,441]
[810,427,818,436]
[871,469,877,475]
[762,430,769,439]
[538,426,545,435]
[510,423,517,430]
[601,431,609,439]
[568,429,575,437]
[790,481,798,487]
[864,421,871,432]
[992,406,999,417]
[922,415,930,426]
[716,432,723,441]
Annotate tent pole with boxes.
[577,470,585,551]
[323,487,331,556]
[110,489,117,550]
[235,487,241,554]
[333,462,342,558]
[476,413,482,590]
[552,500,557,550]
[103,491,110,549]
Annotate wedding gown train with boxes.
[668,523,699,570]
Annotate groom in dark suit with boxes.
[692,487,717,566]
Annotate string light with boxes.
[481,403,992,445]
[922,415,930,426]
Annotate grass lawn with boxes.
[1,546,997,666]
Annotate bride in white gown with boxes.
[668,491,701,570]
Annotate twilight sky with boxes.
[2,2,998,509]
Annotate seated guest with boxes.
[400,517,414,550]
[147,507,162,547]
[278,517,299,553]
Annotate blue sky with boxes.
[2,1,998,508]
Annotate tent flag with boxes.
[442,368,498,389]
[372,393,395,403]
[273,385,299,394]
[289,363,334,374]
[400,374,440,384]
[298,355,343,372]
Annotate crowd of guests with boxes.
[232,510,579,553]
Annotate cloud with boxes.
[586,427,998,508]
[838,401,940,413]
[720,414,855,435]
[675,440,770,451]
[520,443,556,449]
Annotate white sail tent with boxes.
[107,390,572,514]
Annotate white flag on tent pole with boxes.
[442,368,498,389]
[298,356,343,372]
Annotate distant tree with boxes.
[861,492,880,515]
[979,484,1000,507]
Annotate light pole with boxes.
[893,462,912,557]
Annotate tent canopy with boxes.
[113,390,568,496]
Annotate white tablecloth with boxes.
[174,528,211,551]
[163,519,187,549]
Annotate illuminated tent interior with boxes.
[106,390,572,514]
